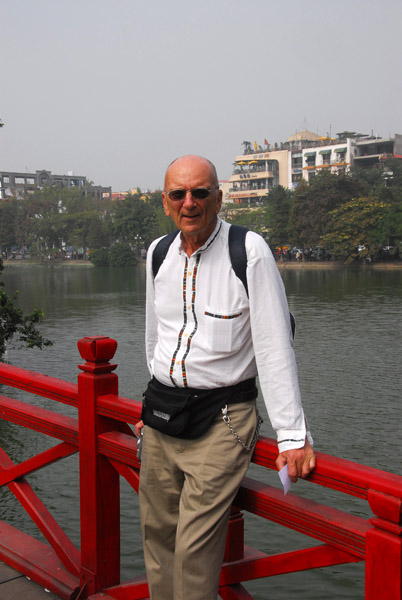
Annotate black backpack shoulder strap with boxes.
[152,230,180,278]
[228,224,249,296]
[228,224,295,338]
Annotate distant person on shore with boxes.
[135,155,315,600]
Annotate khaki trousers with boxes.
[139,401,257,600]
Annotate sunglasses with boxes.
[165,187,217,201]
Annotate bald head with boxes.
[164,155,219,191]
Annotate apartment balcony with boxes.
[227,188,269,203]
[229,170,274,183]
[303,159,348,170]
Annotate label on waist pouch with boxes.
[152,409,171,421]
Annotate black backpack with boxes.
[151,224,295,337]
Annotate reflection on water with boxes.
[1,264,401,599]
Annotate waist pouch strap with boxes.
[141,377,258,439]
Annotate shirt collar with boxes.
[178,217,223,257]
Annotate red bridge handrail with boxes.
[1,361,400,500]
[0,335,401,600]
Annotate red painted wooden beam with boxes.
[219,583,255,599]
[220,544,361,585]
[97,430,139,468]
[97,393,142,424]
[0,394,78,444]
[235,477,369,558]
[77,336,121,596]
[0,362,78,406]
[0,449,81,576]
[253,436,402,500]
[107,458,140,494]
[88,574,149,599]
[0,441,77,486]
[0,521,80,599]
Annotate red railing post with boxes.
[224,506,245,562]
[365,489,402,599]
[77,336,121,597]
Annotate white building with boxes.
[227,130,402,204]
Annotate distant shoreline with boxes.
[3,259,402,270]
[276,260,402,270]
[3,259,94,267]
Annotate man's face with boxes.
[162,156,222,243]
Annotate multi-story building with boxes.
[228,131,402,204]
[298,138,354,186]
[227,145,289,205]
[0,169,111,200]
[353,134,402,168]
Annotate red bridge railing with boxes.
[0,335,401,599]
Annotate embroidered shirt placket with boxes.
[169,253,200,387]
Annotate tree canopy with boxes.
[0,258,53,358]
[322,197,392,263]
[1,159,401,264]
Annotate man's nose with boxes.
[183,191,197,207]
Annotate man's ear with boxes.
[162,193,170,217]
[216,189,223,213]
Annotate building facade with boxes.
[0,169,111,200]
[227,131,402,204]
[227,149,289,205]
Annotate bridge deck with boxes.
[0,561,60,600]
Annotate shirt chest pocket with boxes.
[203,305,248,353]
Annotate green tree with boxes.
[0,200,18,257]
[109,242,137,266]
[289,171,367,248]
[264,186,292,246]
[86,214,111,249]
[224,206,266,235]
[113,194,159,248]
[322,197,392,263]
[62,210,102,254]
[0,258,53,357]
[20,188,65,257]
[147,191,176,237]
[379,159,402,249]
[89,248,110,266]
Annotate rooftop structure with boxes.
[0,169,111,200]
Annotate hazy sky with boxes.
[1,0,401,191]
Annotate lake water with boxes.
[1,262,401,599]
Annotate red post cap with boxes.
[77,336,118,373]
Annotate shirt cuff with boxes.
[277,427,313,452]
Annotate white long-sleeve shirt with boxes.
[145,218,311,452]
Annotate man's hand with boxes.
[135,419,144,437]
[276,439,316,483]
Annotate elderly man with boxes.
[135,155,315,600]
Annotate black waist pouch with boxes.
[141,376,258,439]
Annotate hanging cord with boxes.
[222,405,263,451]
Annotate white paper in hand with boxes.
[278,464,292,495]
